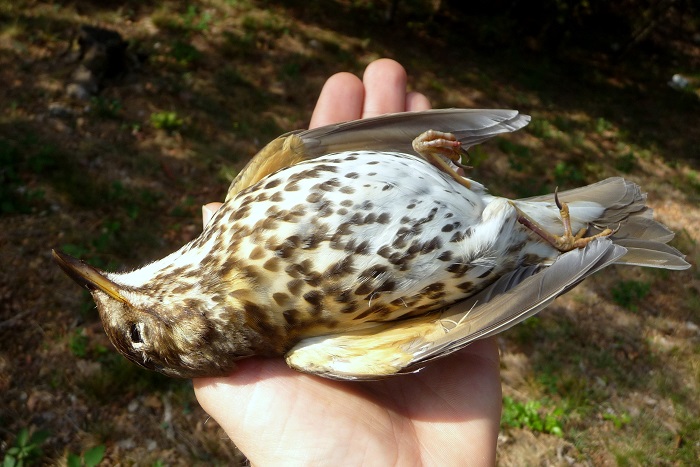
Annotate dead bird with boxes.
[53,109,689,380]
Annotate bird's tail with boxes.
[519,177,688,270]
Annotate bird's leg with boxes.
[512,191,615,252]
[412,130,472,190]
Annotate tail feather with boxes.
[615,213,676,243]
[522,177,686,270]
[400,178,689,375]
[526,177,641,209]
[612,240,689,270]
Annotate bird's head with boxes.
[52,250,246,378]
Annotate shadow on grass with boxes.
[1,1,697,463]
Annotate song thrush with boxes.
[53,109,689,380]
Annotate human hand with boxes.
[194,58,502,465]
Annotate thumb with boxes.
[202,202,223,228]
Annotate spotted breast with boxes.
[196,150,540,336]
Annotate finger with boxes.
[202,202,223,228]
[405,91,432,112]
[362,58,408,117]
[309,72,364,129]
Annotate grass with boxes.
[68,328,89,358]
[501,396,564,436]
[611,280,651,312]
[602,410,631,429]
[78,353,187,404]
[150,111,185,132]
[1,0,698,465]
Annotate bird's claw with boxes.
[514,194,615,252]
[412,130,471,190]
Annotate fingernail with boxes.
[202,205,215,227]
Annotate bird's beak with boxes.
[52,249,128,303]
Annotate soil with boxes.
[1,1,698,465]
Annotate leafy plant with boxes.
[501,396,564,436]
[60,243,90,259]
[3,427,50,466]
[150,111,184,132]
[594,117,614,134]
[92,219,122,256]
[463,145,488,168]
[67,445,106,467]
[603,411,631,429]
[169,195,196,217]
[528,118,556,139]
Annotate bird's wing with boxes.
[298,108,530,157]
[226,109,530,200]
[400,239,627,374]
[286,239,626,380]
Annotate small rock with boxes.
[76,359,101,378]
[143,394,162,410]
[64,25,132,100]
[668,74,690,90]
[48,102,74,118]
[26,390,54,412]
[127,399,139,412]
[643,396,658,406]
[117,438,136,450]
[66,83,92,100]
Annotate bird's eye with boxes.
[129,323,143,344]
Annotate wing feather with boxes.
[226,109,530,198]
[298,108,530,157]
[401,239,627,373]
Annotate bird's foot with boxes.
[514,191,615,252]
[412,130,472,190]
